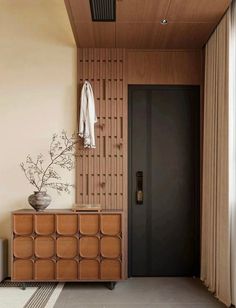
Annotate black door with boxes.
[129,85,200,277]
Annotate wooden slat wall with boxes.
[76,48,127,212]
[76,48,202,210]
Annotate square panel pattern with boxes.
[12,212,122,281]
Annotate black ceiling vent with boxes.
[89,0,116,22]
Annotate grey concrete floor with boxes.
[54,277,226,308]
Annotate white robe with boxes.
[78,81,97,148]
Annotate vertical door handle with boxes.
[136,171,143,204]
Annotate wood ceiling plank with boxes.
[167,0,231,22]
[116,23,158,49]
[161,22,216,48]
[76,22,116,47]
[116,22,215,49]
[69,0,91,22]
[116,0,168,22]
[66,0,231,48]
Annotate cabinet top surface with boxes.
[12,209,123,214]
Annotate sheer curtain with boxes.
[230,0,236,306]
[201,9,231,307]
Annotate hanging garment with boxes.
[78,81,97,148]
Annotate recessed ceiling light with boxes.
[160,19,168,25]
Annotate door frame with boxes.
[128,84,201,277]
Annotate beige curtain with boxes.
[201,10,231,307]
[230,0,236,306]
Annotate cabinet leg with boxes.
[107,281,116,290]
[21,283,26,290]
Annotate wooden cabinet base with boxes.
[12,209,125,282]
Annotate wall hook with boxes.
[117,142,123,149]
[100,123,105,130]
[100,182,106,187]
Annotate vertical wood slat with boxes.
[101,49,106,209]
[122,48,128,279]
[116,49,120,210]
[82,49,86,204]
[88,49,93,204]
[104,49,109,210]
[76,48,126,213]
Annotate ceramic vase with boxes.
[28,191,51,211]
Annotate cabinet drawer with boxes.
[101,215,121,235]
[100,259,121,280]
[56,259,78,280]
[100,236,121,258]
[79,259,99,280]
[13,259,33,280]
[80,236,99,258]
[35,259,55,280]
[56,215,78,235]
[35,215,55,235]
[57,237,77,259]
[79,215,99,235]
[13,215,33,235]
[35,236,55,258]
[13,236,33,259]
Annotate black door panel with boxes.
[128,85,200,277]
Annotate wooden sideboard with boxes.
[11,209,124,284]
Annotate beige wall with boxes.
[0,0,77,256]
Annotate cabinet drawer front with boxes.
[13,236,33,259]
[56,215,78,235]
[35,260,55,280]
[79,259,99,280]
[100,259,121,280]
[13,215,33,235]
[79,215,99,235]
[13,260,33,280]
[35,236,55,258]
[57,237,78,259]
[80,236,99,258]
[100,236,121,258]
[100,215,121,235]
[35,215,55,235]
[56,259,78,280]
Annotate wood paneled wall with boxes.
[76,49,127,211]
[76,48,202,211]
[127,50,202,85]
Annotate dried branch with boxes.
[20,131,78,194]
[44,182,75,194]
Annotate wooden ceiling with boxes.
[65,0,231,49]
